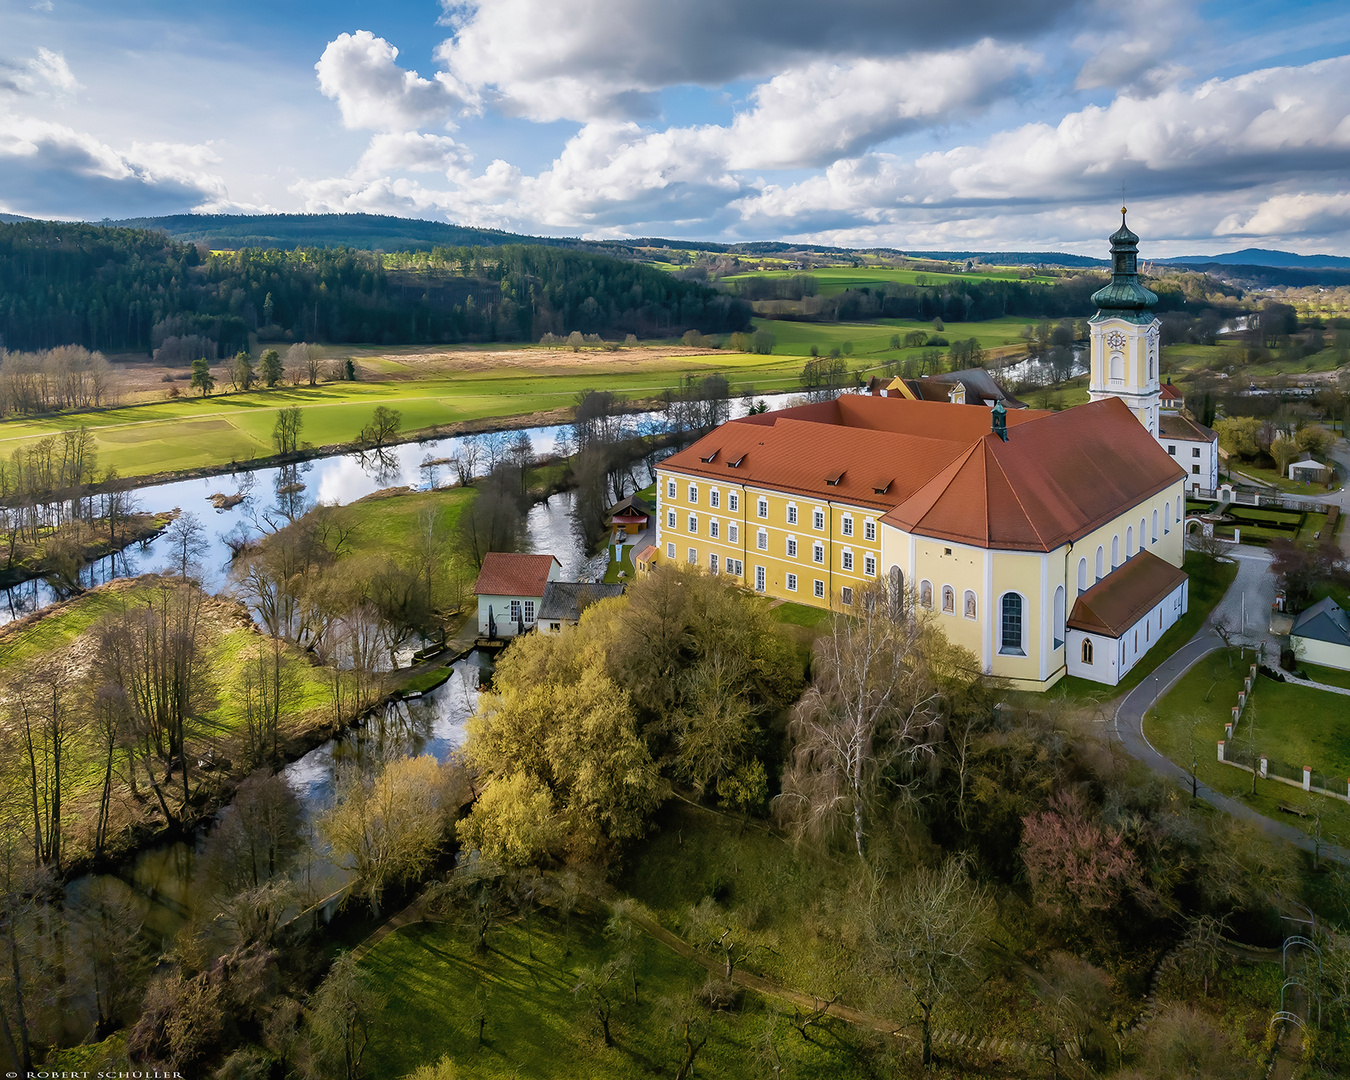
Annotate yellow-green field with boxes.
[724,265,1058,293]
[0,322,1046,479]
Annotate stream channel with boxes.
[23,391,798,1041]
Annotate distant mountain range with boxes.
[1155,248,1350,269]
[0,212,31,224]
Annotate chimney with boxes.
[991,399,1008,441]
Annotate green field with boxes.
[0,320,1051,481]
[359,909,870,1080]
[1164,340,1346,378]
[1147,657,1350,840]
[725,265,1057,294]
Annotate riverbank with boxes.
[0,510,176,590]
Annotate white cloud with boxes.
[29,47,79,93]
[435,0,1078,122]
[0,115,237,217]
[352,131,471,179]
[315,31,474,132]
[1073,0,1197,95]
[1218,192,1350,238]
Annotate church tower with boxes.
[1088,209,1161,437]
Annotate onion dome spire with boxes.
[1090,207,1158,320]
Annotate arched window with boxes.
[1126,526,1134,557]
[963,590,977,619]
[1152,509,1158,543]
[1176,494,1182,520]
[1140,518,1147,548]
[999,594,1024,655]
[1095,546,1104,581]
[1164,503,1171,534]
[941,585,955,614]
[1081,639,1094,665]
[1077,557,1087,594]
[919,580,933,609]
[1109,352,1124,381]
[1111,535,1120,567]
[1053,585,1065,649]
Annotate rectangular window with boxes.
[787,537,798,558]
[523,600,535,624]
[757,497,768,518]
[864,520,876,542]
[688,514,698,533]
[667,479,676,498]
[841,586,854,605]
[728,558,743,577]
[667,509,676,528]
[813,542,824,564]
[787,505,798,524]
[510,600,522,622]
[813,509,825,530]
[786,573,797,592]
[1167,446,1176,456]
[757,529,768,551]
[864,554,876,576]
[1192,464,1200,474]
[842,550,854,571]
[666,542,676,559]
[755,565,766,592]
[688,484,698,504]
[688,548,698,564]
[1192,447,1200,457]
[813,579,825,598]
[842,517,853,537]
[710,553,718,574]
[710,489,720,508]
[729,524,739,544]
[710,520,719,539]
[729,493,739,512]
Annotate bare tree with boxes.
[778,581,941,859]
[4,660,78,869]
[864,857,993,1067]
[163,512,208,579]
[450,434,480,486]
[273,406,303,457]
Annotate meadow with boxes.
[0,319,1046,480]
[724,265,1058,293]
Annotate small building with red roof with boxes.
[475,552,562,637]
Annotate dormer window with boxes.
[699,448,719,463]
[872,478,892,495]
[825,470,844,486]
[728,453,746,468]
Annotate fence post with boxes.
[1303,766,1312,792]
[1218,741,1225,762]
[1238,691,1246,711]
[1244,676,1252,694]
[1260,757,1268,779]
[1232,705,1240,723]
[1225,723,1233,740]
[1250,663,1258,680]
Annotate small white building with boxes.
[1288,458,1330,484]
[1158,413,1219,494]
[474,553,562,637]
[1291,597,1350,671]
[1066,550,1189,686]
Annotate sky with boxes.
[1,0,1349,255]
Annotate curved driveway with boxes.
[1111,547,1350,865]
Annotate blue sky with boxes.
[1,0,1349,254]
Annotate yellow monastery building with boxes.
[649,213,1192,691]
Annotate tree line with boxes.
[0,222,751,355]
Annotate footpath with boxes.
[1112,549,1350,866]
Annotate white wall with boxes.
[1066,576,1188,686]
[1293,635,1350,672]
[478,593,543,636]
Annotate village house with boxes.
[474,552,562,637]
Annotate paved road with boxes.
[1112,547,1350,866]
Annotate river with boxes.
[28,391,802,1043]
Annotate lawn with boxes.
[340,485,477,563]
[358,909,872,1080]
[1301,662,1350,692]
[1147,655,1350,842]
[770,600,833,627]
[754,315,1039,360]
[1048,552,1239,703]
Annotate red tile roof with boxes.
[1067,550,1187,637]
[1158,413,1217,442]
[1159,381,1184,401]
[661,396,1185,551]
[474,552,560,598]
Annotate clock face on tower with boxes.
[1106,330,1127,350]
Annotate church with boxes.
[650,213,1193,690]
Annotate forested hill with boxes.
[0,221,751,354]
[109,212,584,253]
